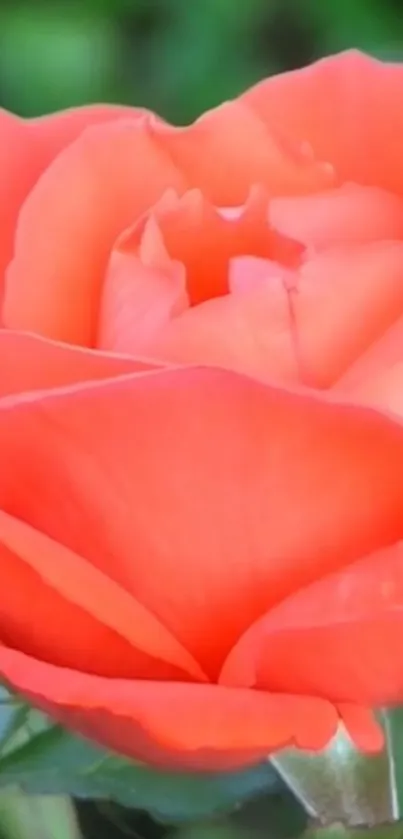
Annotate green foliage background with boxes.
[0,0,402,121]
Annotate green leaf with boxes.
[0,793,82,839]
[0,720,281,823]
[0,693,51,761]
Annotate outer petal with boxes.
[270,185,403,250]
[0,330,162,397]
[0,508,205,682]
[0,105,140,303]
[242,50,403,194]
[1,368,403,678]
[337,705,384,754]
[31,104,145,150]
[350,364,403,419]
[334,316,403,413]
[0,646,339,770]
[0,110,33,303]
[220,542,403,707]
[148,100,335,205]
[3,118,187,345]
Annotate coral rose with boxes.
[1,50,403,770]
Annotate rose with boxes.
[1,49,403,772]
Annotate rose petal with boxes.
[144,186,299,305]
[0,645,339,769]
[98,186,302,361]
[0,508,205,682]
[0,330,161,397]
[290,241,403,388]
[99,195,403,388]
[242,50,403,194]
[130,240,403,389]
[337,705,384,754]
[149,100,335,205]
[1,368,403,678]
[0,104,141,304]
[144,270,299,383]
[98,213,189,355]
[0,533,185,682]
[4,118,187,345]
[345,362,403,418]
[271,185,403,250]
[0,110,33,306]
[220,542,403,707]
[334,315,403,402]
[31,103,145,150]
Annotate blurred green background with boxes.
[0,0,402,123]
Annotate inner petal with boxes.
[98,186,303,368]
[157,187,301,305]
[99,182,403,392]
[148,260,300,384]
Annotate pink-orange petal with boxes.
[291,241,403,388]
[149,100,335,205]
[338,705,384,754]
[0,645,339,770]
[333,315,403,411]
[31,103,146,151]
[242,50,403,194]
[138,240,403,388]
[1,368,403,679]
[98,213,189,355]
[0,110,33,305]
[0,524,185,682]
[0,104,142,305]
[0,508,206,683]
[0,330,162,398]
[3,118,187,346]
[220,542,403,707]
[345,362,403,419]
[98,186,302,363]
[149,187,301,304]
[270,185,403,250]
[145,271,299,384]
